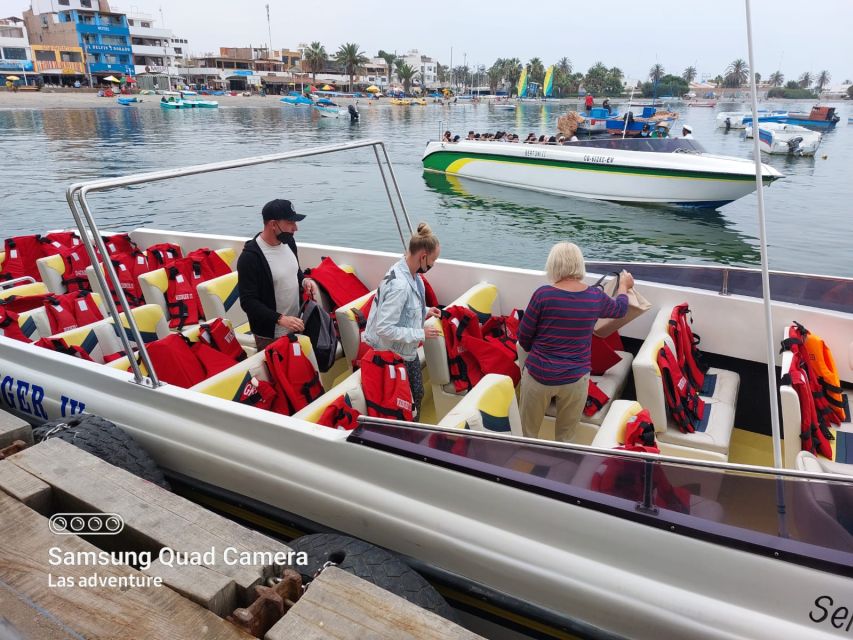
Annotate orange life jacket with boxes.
[43,291,104,335]
[198,318,246,362]
[305,256,370,309]
[316,394,361,430]
[668,303,709,393]
[803,329,848,422]
[583,380,611,417]
[265,335,324,416]
[782,323,840,431]
[359,348,414,421]
[238,377,278,411]
[657,343,706,434]
[1,235,45,282]
[34,336,94,361]
[0,307,30,343]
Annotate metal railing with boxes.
[65,140,414,388]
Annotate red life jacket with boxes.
[265,335,324,415]
[198,318,246,362]
[668,303,708,391]
[481,309,523,362]
[143,333,207,388]
[583,380,611,417]
[306,256,370,309]
[349,293,376,369]
[0,307,30,343]
[781,354,834,459]
[107,250,148,309]
[43,231,81,248]
[316,394,361,430]
[590,454,690,513]
[146,242,183,269]
[39,242,93,293]
[591,334,623,375]
[190,340,238,378]
[782,323,840,431]
[620,408,660,452]
[185,248,231,281]
[657,343,705,434]
[1,235,45,282]
[102,233,137,257]
[43,291,104,335]
[359,348,414,421]
[440,306,521,393]
[420,274,439,308]
[238,377,278,411]
[165,264,201,329]
[0,293,53,314]
[34,336,94,361]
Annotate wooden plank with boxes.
[144,560,238,618]
[0,410,32,447]
[0,459,51,513]
[6,439,292,600]
[265,567,485,640]
[0,491,251,640]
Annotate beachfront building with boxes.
[0,17,36,86]
[396,50,438,90]
[119,8,189,91]
[24,0,134,85]
[185,50,259,91]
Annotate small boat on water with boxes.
[493,103,516,110]
[717,110,788,129]
[780,105,840,130]
[687,100,717,107]
[159,99,218,110]
[577,107,620,133]
[313,98,344,118]
[280,91,313,106]
[604,107,678,137]
[117,97,137,106]
[390,98,412,106]
[744,123,822,156]
[422,137,782,208]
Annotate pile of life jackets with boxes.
[0,232,92,293]
[162,247,231,329]
[590,408,690,513]
[359,348,414,422]
[781,322,847,459]
[658,303,709,434]
[316,394,361,430]
[236,335,324,416]
[0,291,105,344]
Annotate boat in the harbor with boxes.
[313,98,344,118]
[117,96,138,106]
[280,91,314,106]
[422,137,781,208]
[745,122,822,156]
[159,98,218,110]
[576,107,620,133]
[717,110,788,129]
[604,106,677,136]
[492,102,516,110]
[0,140,850,640]
[686,99,717,107]
[779,105,840,130]
[390,97,412,105]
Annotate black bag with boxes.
[300,299,338,373]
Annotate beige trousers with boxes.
[519,369,589,442]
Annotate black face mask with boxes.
[275,223,293,244]
[416,256,433,274]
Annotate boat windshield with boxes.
[563,138,707,154]
[349,420,853,577]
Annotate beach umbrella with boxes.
[366,85,380,93]
[322,84,333,90]
[6,75,20,81]
[104,75,120,83]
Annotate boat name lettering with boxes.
[583,154,615,164]
[0,374,48,420]
[524,149,547,158]
[810,595,853,633]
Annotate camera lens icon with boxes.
[49,513,125,535]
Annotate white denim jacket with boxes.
[363,258,426,361]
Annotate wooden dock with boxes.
[0,413,485,640]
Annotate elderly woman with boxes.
[517,242,633,441]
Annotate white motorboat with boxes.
[0,140,851,640]
[422,138,782,208]
[744,122,823,156]
[716,110,788,129]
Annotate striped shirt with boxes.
[518,285,628,385]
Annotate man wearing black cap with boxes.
[237,199,318,350]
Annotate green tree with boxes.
[768,70,784,87]
[527,57,545,85]
[798,71,812,89]
[552,57,572,97]
[641,74,688,98]
[724,58,748,88]
[377,49,397,86]
[436,62,449,85]
[452,65,470,90]
[682,66,697,83]
[712,74,724,87]
[487,59,504,93]
[335,42,369,92]
[649,63,665,83]
[785,80,800,90]
[304,42,327,83]
[753,72,761,84]
[605,67,624,96]
[502,58,522,95]
[582,62,609,96]
[395,61,418,93]
[815,70,831,93]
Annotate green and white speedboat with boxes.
[422,138,783,209]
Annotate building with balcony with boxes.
[396,50,438,89]
[117,8,190,90]
[24,0,134,84]
[185,53,259,91]
[0,17,36,85]
[30,44,86,84]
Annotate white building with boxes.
[397,49,437,89]
[116,7,190,89]
[0,17,35,84]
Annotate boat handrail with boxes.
[65,139,414,387]
[0,276,36,291]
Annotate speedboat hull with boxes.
[746,123,822,156]
[422,140,782,208]
[314,105,344,118]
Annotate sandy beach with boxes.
[0,90,330,109]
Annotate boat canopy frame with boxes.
[65,139,413,387]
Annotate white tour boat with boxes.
[716,110,788,129]
[744,122,823,156]
[0,139,851,640]
[422,138,782,208]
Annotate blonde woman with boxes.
[517,242,633,441]
[363,223,441,418]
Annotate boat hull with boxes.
[422,141,780,208]
[753,124,822,156]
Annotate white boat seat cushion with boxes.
[438,374,523,436]
[36,254,69,294]
[335,290,376,368]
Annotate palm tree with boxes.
[556,57,571,77]
[395,62,418,93]
[487,60,503,93]
[724,58,748,88]
[798,71,812,89]
[304,42,327,83]
[377,49,397,87]
[648,64,665,83]
[435,63,449,85]
[768,70,784,87]
[815,70,831,93]
[527,57,545,86]
[682,66,697,83]
[502,58,522,95]
[335,42,369,92]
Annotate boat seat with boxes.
[779,326,851,470]
[633,323,736,460]
[292,370,366,423]
[437,373,523,437]
[47,320,123,364]
[195,271,254,346]
[191,334,318,403]
[424,282,501,419]
[36,253,70,294]
[0,281,48,300]
[792,451,853,551]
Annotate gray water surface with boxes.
[1,99,851,276]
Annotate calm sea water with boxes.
[1,99,851,276]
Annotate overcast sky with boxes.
[5,0,851,84]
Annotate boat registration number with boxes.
[583,155,615,164]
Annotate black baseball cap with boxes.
[262,199,305,222]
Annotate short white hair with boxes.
[546,242,585,282]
